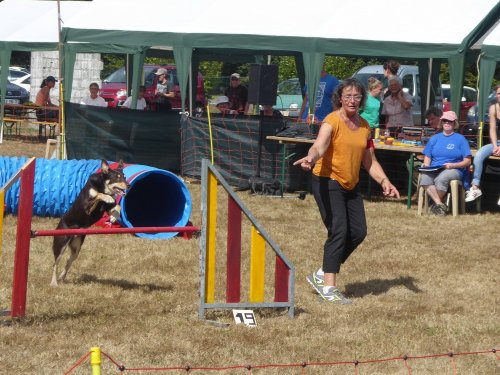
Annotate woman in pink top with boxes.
[35,76,59,119]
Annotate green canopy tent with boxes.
[59,0,500,124]
[1,0,499,147]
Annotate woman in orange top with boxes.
[294,78,399,304]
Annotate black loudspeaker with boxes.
[248,64,278,105]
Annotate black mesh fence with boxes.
[65,102,182,171]
[180,114,311,191]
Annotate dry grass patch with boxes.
[0,140,498,374]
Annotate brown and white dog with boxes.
[51,160,129,287]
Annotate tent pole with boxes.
[57,0,66,159]
[189,61,193,114]
[426,58,432,111]
[476,53,483,148]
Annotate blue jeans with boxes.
[472,141,500,186]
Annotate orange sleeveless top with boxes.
[312,111,371,190]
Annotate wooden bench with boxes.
[2,104,59,139]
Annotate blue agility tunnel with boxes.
[0,157,192,239]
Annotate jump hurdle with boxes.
[199,159,295,318]
[2,158,200,319]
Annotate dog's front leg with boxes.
[86,192,116,215]
[107,205,121,224]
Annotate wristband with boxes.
[380,177,388,185]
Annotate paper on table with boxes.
[418,165,444,172]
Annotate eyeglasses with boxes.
[342,95,362,102]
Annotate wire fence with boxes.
[64,348,498,374]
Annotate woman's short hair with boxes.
[387,75,402,86]
[332,78,367,109]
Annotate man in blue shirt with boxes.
[299,68,339,123]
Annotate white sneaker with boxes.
[465,187,482,202]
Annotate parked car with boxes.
[0,66,31,92]
[274,78,303,117]
[352,65,443,125]
[10,73,31,93]
[1,81,30,105]
[441,84,477,122]
[1,82,30,120]
[3,66,30,82]
[100,64,206,110]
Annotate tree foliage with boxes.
[10,50,498,90]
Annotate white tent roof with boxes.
[64,0,494,46]
[0,0,497,56]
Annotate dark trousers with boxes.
[157,101,172,112]
[311,175,367,274]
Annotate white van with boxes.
[352,65,442,125]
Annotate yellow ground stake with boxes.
[90,347,101,375]
[249,225,266,302]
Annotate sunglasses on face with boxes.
[442,119,454,123]
[231,77,239,81]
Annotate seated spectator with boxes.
[122,86,148,110]
[80,82,107,107]
[212,96,237,115]
[424,106,443,129]
[224,73,248,114]
[381,75,413,135]
[419,111,472,215]
[260,104,283,119]
[465,84,500,203]
[35,75,59,121]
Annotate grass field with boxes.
[0,139,498,374]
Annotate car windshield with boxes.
[278,79,301,95]
[105,66,180,86]
[442,88,477,102]
[104,67,126,83]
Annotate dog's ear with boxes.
[118,160,124,169]
[101,160,110,174]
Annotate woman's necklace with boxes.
[340,109,360,130]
